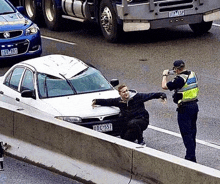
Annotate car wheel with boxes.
[189,21,213,35]
[23,0,40,23]
[99,0,122,42]
[42,0,62,31]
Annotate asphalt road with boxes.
[1,20,220,182]
[39,20,220,169]
[0,156,84,184]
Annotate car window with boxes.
[0,0,15,14]
[37,73,75,98]
[20,69,34,92]
[5,67,25,91]
[70,67,112,94]
[4,71,12,87]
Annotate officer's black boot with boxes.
[185,156,197,163]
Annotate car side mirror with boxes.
[16,6,25,15]
[21,90,36,100]
[110,79,119,87]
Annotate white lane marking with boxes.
[149,125,220,150]
[41,35,76,46]
[213,23,220,27]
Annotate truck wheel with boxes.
[42,0,62,31]
[189,21,213,35]
[99,0,122,42]
[23,0,40,23]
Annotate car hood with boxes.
[41,90,120,118]
[0,13,31,31]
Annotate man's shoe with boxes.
[185,156,197,163]
[138,140,146,146]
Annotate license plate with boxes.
[93,123,113,132]
[1,48,18,56]
[169,10,185,17]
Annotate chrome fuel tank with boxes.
[62,0,88,19]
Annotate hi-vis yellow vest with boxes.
[177,71,199,104]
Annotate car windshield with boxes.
[0,0,15,15]
[37,67,112,98]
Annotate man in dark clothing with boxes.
[0,142,4,171]
[162,60,199,162]
[92,84,167,145]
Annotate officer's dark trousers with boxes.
[121,118,149,143]
[177,101,199,162]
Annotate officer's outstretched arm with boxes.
[162,70,169,90]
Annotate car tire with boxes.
[99,0,122,42]
[189,21,213,35]
[42,0,62,31]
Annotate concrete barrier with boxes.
[0,101,220,184]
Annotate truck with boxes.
[12,0,220,42]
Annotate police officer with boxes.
[162,60,199,162]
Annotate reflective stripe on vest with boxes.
[177,71,199,104]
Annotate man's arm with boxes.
[92,98,119,108]
[162,69,169,90]
[139,92,167,102]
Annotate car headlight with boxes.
[26,23,39,35]
[55,116,82,123]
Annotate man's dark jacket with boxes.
[95,90,166,121]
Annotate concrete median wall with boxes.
[0,101,220,184]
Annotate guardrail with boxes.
[0,101,220,184]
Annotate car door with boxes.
[19,67,37,107]
[1,66,26,107]
[1,66,37,110]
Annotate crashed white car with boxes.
[0,54,124,135]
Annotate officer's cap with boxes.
[173,60,185,69]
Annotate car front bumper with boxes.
[0,31,42,61]
[76,116,125,137]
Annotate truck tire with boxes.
[42,0,62,31]
[189,21,213,35]
[99,0,122,42]
[22,0,41,23]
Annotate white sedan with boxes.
[0,54,124,136]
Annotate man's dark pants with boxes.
[121,118,149,143]
[177,101,199,162]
